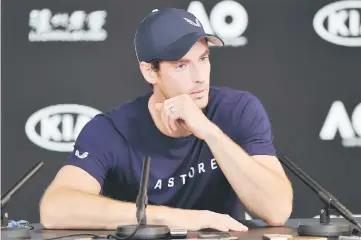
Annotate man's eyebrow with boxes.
[200,49,210,58]
[176,49,210,63]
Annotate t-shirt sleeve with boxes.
[235,92,277,156]
[63,114,121,187]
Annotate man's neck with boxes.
[148,92,192,138]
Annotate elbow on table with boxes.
[40,215,59,230]
[265,203,293,227]
[40,202,58,229]
[39,195,68,229]
[266,216,288,227]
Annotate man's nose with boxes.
[191,65,204,83]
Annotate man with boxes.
[40,8,293,232]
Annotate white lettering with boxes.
[352,102,361,136]
[29,9,52,33]
[152,158,222,191]
[313,1,361,47]
[210,0,248,39]
[68,11,86,30]
[320,101,357,140]
[25,104,101,152]
[198,162,205,173]
[51,13,69,28]
[41,114,91,142]
[62,114,73,141]
[320,101,361,147]
[187,1,214,34]
[28,9,107,42]
[343,138,361,147]
[211,158,218,169]
[154,179,162,189]
[187,0,248,47]
[41,115,62,141]
[180,174,187,185]
[188,167,195,178]
[349,10,361,36]
[329,10,349,36]
[168,177,174,187]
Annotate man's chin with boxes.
[195,96,209,109]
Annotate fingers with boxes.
[157,103,178,133]
[220,214,248,232]
[208,223,230,232]
[155,103,163,111]
[156,100,188,134]
[203,211,248,232]
[199,213,229,232]
[168,110,178,132]
[199,211,248,232]
[162,105,172,134]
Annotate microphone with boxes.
[278,155,361,237]
[135,156,149,225]
[2,161,44,221]
[1,161,44,239]
[109,156,170,240]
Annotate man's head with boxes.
[134,8,223,109]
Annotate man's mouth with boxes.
[191,88,206,94]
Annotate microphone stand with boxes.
[1,161,44,238]
[278,155,361,237]
[111,156,170,240]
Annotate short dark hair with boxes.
[147,59,161,88]
[150,58,161,72]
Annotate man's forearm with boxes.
[203,124,293,226]
[40,187,179,229]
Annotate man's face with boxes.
[154,39,211,109]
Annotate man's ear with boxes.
[139,61,158,85]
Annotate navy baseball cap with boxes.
[134,8,224,63]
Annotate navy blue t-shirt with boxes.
[64,86,276,221]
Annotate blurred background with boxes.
[1,0,361,224]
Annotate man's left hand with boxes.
[155,94,215,140]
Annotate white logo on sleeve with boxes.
[75,150,89,159]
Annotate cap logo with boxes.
[183,17,201,27]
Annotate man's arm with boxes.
[40,113,248,232]
[40,165,166,229]
[40,165,248,231]
[203,126,293,226]
[154,94,293,226]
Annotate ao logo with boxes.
[319,101,361,147]
[187,0,248,47]
[25,104,101,152]
[313,0,361,47]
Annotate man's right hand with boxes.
[173,210,249,232]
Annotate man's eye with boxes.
[176,63,187,70]
[200,56,209,62]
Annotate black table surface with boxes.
[2,217,360,240]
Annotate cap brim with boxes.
[205,34,224,47]
[154,32,224,61]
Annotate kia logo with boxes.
[313,0,361,47]
[25,104,101,152]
